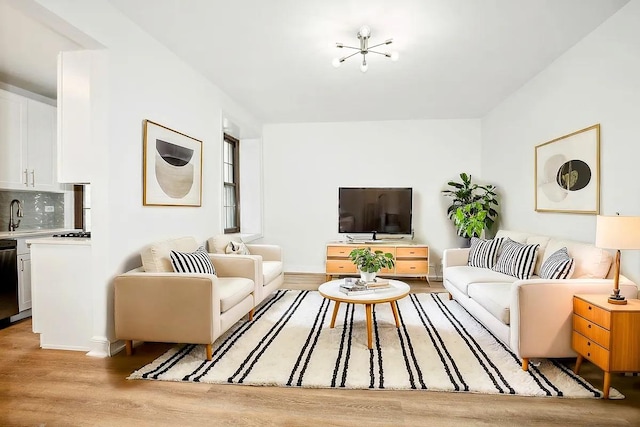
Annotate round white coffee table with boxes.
[318,279,410,349]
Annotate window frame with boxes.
[223,133,240,234]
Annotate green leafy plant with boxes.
[442,173,499,238]
[348,247,395,273]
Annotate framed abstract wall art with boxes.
[143,119,203,206]
[535,124,600,214]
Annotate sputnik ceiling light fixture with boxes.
[332,25,399,73]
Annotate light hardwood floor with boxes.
[1,274,639,426]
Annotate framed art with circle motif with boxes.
[534,124,600,214]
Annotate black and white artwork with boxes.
[143,120,202,206]
[535,124,600,214]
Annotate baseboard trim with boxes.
[87,335,118,358]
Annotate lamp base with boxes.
[608,291,628,305]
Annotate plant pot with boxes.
[359,270,377,283]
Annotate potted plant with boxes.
[348,247,395,282]
[442,173,499,241]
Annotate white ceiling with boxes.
[1,0,630,123]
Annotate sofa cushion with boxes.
[141,237,199,272]
[263,261,283,286]
[495,230,530,244]
[467,282,512,325]
[216,277,254,312]
[539,247,575,279]
[445,266,515,296]
[544,238,612,279]
[209,234,244,254]
[170,246,216,275]
[526,236,551,275]
[468,237,502,268]
[492,238,539,280]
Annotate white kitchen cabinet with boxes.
[0,88,63,192]
[18,253,31,312]
[57,50,92,184]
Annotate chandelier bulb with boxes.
[360,61,368,73]
[332,58,342,68]
[390,51,399,62]
[358,25,371,38]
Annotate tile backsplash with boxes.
[0,190,65,231]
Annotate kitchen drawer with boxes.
[395,260,428,275]
[327,246,352,258]
[573,297,611,329]
[326,260,357,274]
[572,332,610,371]
[573,314,610,349]
[396,247,428,258]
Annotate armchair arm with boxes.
[510,278,638,359]
[245,244,282,262]
[208,254,263,286]
[114,270,220,344]
[442,248,470,269]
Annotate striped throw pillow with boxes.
[468,237,503,268]
[492,238,539,279]
[170,245,216,274]
[540,247,574,279]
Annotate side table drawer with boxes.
[326,260,357,274]
[573,297,611,329]
[573,314,610,349]
[572,332,610,371]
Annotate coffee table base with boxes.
[329,300,401,349]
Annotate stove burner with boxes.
[53,232,91,238]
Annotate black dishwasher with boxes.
[0,239,19,321]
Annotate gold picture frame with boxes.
[143,119,203,206]
[534,124,600,214]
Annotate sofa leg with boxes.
[205,344,213,361]
[448,293,453,300]
[522,358,529,371]
[125,340,133,356]
[249,308,255,321]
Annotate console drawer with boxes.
[396,247,428,258]
[395,260,428,274]
[326,260,357,274]
[327,246,352,258]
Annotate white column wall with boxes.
[262,119,482,277]
[31,0,262,355]
[481,0,640,283]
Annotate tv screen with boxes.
[338,187,413,235]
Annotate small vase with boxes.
[359,270,377,283]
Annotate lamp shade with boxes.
[595,215,640,249]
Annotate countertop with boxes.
[26,236,91,246]
[0,228,76,239]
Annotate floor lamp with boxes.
[595,215,640,305]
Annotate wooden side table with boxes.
[572,294,640,399]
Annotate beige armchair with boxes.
[208,234,284,306]
[114,237,256,360]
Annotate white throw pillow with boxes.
[539,247,575,279]
[170,245,216,274]
[468,237,503,269]
[492,238,539,280]
[226,241,250,255]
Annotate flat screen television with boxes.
[338,187,412,235]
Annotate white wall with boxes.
[30,0,262,355]
[262,119,482,277]
[482,0,640,283]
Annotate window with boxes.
[223,133,240,233]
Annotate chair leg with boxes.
[249,308,255,321]
[205,344,213,361]
[448,293,453,300]
[125,340,133,356]
[522,358,529,371]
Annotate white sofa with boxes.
[443,230,638,371]
[208,234,284,306]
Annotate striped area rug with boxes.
[129,290,620,399]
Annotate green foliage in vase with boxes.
[348,247,395,273]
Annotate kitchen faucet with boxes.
[8,199,23,231]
